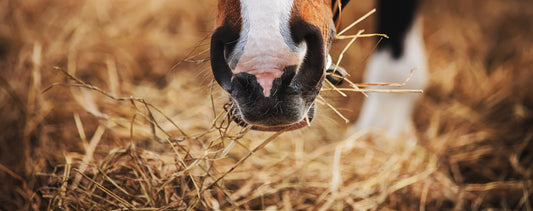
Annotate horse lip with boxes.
[229,108,312,132]
[250,119,309,131]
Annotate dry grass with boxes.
[1,0,532,210]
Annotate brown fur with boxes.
[291,0,334,43]
[216,0,242,31]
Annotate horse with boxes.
[210,0,427,137]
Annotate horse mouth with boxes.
[249,119,309,131]
[227,103,313,132]
[234,117,310,132]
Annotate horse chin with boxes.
[229,104,314,132]
[250,119,309,131]
[234,118,310,132]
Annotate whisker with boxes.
[317,95,349,124]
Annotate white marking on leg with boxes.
[353,19,428,139]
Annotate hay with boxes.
[1,0,532,210]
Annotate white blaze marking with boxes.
[231,0,306,97]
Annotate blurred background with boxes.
[0,0,532,210]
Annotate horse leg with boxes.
[351,0,428,141]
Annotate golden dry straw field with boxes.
[0,0,532,210]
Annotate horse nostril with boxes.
[210,24,239,92]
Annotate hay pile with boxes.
[0,0,532,210]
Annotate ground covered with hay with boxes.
[1,0,532,210]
